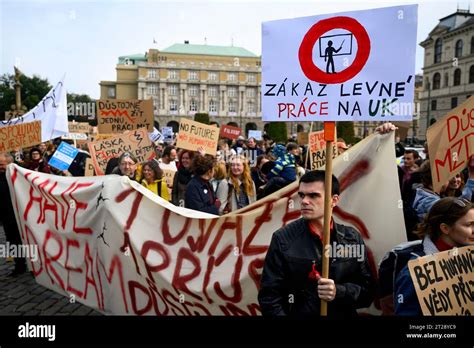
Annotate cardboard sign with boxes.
[162,169,176,188]
[427,97,474,193]
[220,125,242,140]
[161,127,174,143]
[408,246,473,316]
[176,119,219,156]
[309,130,337,170]
[248,130,262,140]
[87,128,155,175]
[84,158,95,176]
[68,122,89,134]
[0,121,42,152]
[262,5,417,122]
[297,132,309,146]
[48,142,79,171]
[97,99,153,133]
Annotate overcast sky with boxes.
[1,0,471,98]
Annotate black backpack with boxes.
[377,240,424,315]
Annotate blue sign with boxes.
[48,142,79,171]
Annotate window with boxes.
[208,86,218,97]
[209,100,217,112]
[169,84,178,96]
[147,69,157,78]
[107,87,116,98]
[451,97,458,109]
[431,99,437,111]
[247,101,255,113]
[189,99,198,112]
[228,72,236,82]
[433,73,441,90]
[208,72,217,81]
[469,66,474,84]
[168,70,178,79]
[229,101,236,112]
[189,71,198,80]
[246,88,256,98]
[228,87,237,97]
[455,40,463,58]
[188,85,198,97]
[147,84,158,95]
[247,73,256,83]
[454,69,461,86]
[434,38,442,63]
[169,100,178,111]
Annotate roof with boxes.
[161,43,258,58]
[118,53,147,64]
[426,10,474,39]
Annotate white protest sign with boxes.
[248,130,262,140]
[262,5,417,122]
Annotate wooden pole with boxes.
[320,121,336,316]
[304,122,314,170]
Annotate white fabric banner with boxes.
[6,132,405,315]
[0,76,68,142]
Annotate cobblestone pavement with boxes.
[0,224,102,316]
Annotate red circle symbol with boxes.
[298,16,371,84]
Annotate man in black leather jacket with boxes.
[258,170,375,317]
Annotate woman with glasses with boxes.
[112,152,139,181]
[394,197,474,315]
[141,160,170,201]
[25,147,51,174]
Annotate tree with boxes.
[194,113,210,125]
[266,122,287,143]
[337,121,356,144]
[0,73,52,120]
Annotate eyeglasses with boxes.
[453,198,471,208]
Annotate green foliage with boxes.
[337,121,356,144]
[266,122,287,143]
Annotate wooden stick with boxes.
[304,122,314,170]
[320,121,336,316]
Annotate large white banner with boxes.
[262,5,417,122]
[7,132,405,315]
[0,76,68,142]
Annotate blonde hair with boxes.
[229,155,254,197]
[213,161,227,181]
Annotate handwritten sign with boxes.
[162,169,176,188]
[84,158,95,176]
[427,96,474,193]
[97,99,153,133]
[0,121,42,152]
[408,246,473,316]
[309,130,338,170]
[176,119,219,156]
[88,128,155,175]
[220,125,242,140]
[68,122,89,134]
[262,5,417,122]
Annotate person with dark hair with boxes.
[158,145,177,172]
[184,155,220,215]
[258,170,375,317]
[112,152,138,181]
[246,137,263,167]
[252,154,271,199]
[25,147,51,173]
[0,152,27,276]
[262,143,297,197]
[395,197,474,315]
[171,150,194,207]
[141,160,169,201]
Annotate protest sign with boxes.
[68,122,89,134]
[309,130,338,170]
[220,125,242,140]
[149,127,163,144]
[87,128,155,175]
[84,158,95,176]
[427,96,474,192]
[262,5,417,122]
[97,99,153,133]
[248,130,262,140]
[0,77,68,142]
[162,169,176,188]
[62,133,88,140]
[408,246,473,315]
[0,121,42,152]
[7,131,404,315]
[176,119,219,156]
[161,127,174,143]
[48,142,79,171]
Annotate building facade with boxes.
[419,9,474,140]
